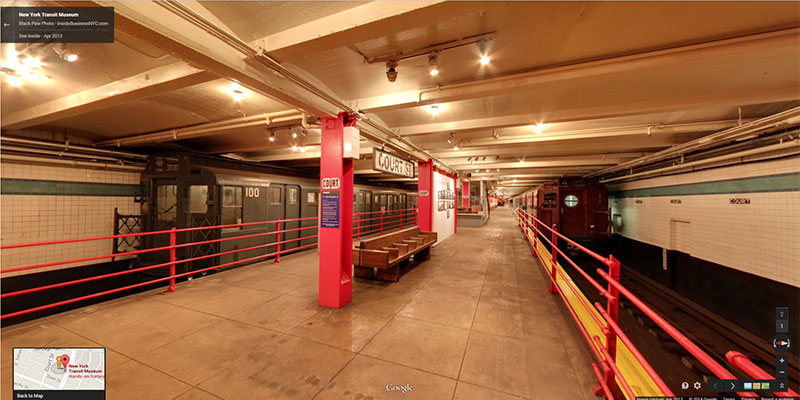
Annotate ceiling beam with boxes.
[93,1,440,165]
[2,63,214,130]
[353,28,799,113]
[256,1,448,55]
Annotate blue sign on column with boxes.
[321,192,340,228]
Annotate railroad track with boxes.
[618,264,800,391]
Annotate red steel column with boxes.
[318,112,353,308]
[417,160,434,232]
[454,185,458,234]
[462,181,470,208]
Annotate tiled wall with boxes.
[608,157,800,287]
[0,161,142,276]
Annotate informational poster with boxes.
[321,192,340,228]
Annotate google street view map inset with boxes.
[13,347,105,400]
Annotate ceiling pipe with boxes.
[94,110,303,147]
[588,106,800,178]
[0,144,131,163]
[600,139,799,184]
[156,1,458,176]
[1,154,145,172]
[1,136,147,159]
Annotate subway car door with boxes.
[241,185,267,262]
[560,189,584,237]
[267,185,285,257]
[284,185,300,250]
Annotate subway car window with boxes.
[156,184,177,222]
[270,187,281,204]
[187,185,208,214]
[308,192,317,204]
[222,186,243,229]
[288,187,298,205]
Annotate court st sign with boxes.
[373,148,415,178]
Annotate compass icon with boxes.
[773,334,791,353]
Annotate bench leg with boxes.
[375,265,400,282]
[354,265,374,279]
[416,246,431,261]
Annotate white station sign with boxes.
[321,177,340,190]
[373,148,415,178]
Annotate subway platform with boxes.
[1,209,597,400]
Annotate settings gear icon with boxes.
[693,382,702,390]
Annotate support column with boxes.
[318,112,353,308]
[417,160,433,232]
[462,181,470,209]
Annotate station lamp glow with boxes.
[342,125,360,159]
[229,82,245,102]
[478,39,490,66]
[428,51,440,76]
[430,104,441,116]
[268,130,276,142]
[54,45,78,62]
[7,74,22,87]
[453,140,462,151]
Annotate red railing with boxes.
[352,207,418,241]
[514,208,764,399]
[1,208,417,321]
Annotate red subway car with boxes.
[520,177,610,240]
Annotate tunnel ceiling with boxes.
[2,1,798,195]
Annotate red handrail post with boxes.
[273,219,281,264]
[548,229,558,293]
[604,254,621,391]
[356,213,361,241]
[380,210,384,235]
[168,228,176,293]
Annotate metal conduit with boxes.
[156,1,456,175]
[1,136,147,159]
[1,154,145,171]
[95,110,304,147]
[588,107,800,178]
[600,139,799,183]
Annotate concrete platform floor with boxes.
[1,207,599,400]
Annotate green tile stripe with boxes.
[1,179,140,197]
[610,173,800,198]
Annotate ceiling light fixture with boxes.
[300,146,307,153]
[386,60,398,82]
[447,132,455,143]
[535,123,544,134]
[268,130,276,142]
[291,144,298,152]
[492,129,499,140]
[453,140,462,151]
[54,45,78,62]
[428,51,440,76]
[519,159,524,164]
[478,39,490,66]
[430,104,440,116]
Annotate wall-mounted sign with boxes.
[670,199,682,204]
[419,190,429,196]
[321,177,340,190]
[635,200,643,204]
[730,198,751,204]
[321,192,340,228]
[373,148,415,178]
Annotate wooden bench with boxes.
[352,226,437,282]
